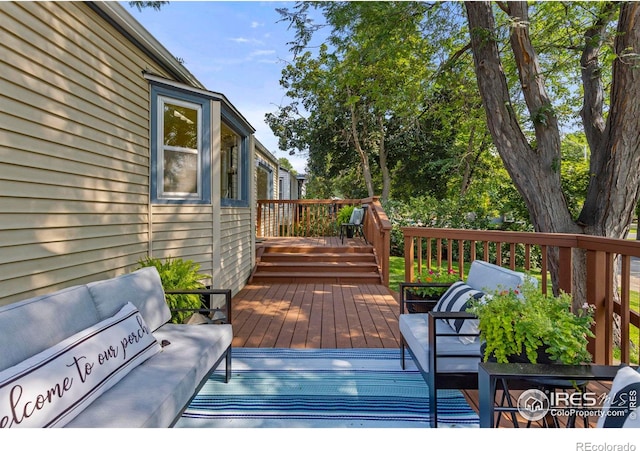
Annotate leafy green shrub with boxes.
[336,205,355,226]
[136,256,209,324]
[469,280,595,365]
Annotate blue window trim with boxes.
[150,84,211,204]
[221,105,251,208]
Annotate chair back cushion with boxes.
[349,208,364,225]
[466,260,528,294]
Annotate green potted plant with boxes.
[336,205,355,237]
[136,256,210,324]
[410,268,462,299]
[469,279,595,365]
[402,267,462,313]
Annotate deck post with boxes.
[405,235,414,283]
[586,249,609,364]
[557,246,572,294]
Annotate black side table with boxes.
[478,362,624,428]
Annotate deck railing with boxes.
[256,199,360,238]
[362,197,392,286]
[256,197,392,286]
[402,227,640,365]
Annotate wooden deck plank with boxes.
[321,284,337,348]
[333,283,353,348]
[273,284,304,348]
[341,284,369,348]
[290,284,314,348]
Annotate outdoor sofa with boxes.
[0,266,232,428]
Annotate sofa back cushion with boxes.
[466,260,527,294]
[0,303,160,428]
[87,267,171,331]
[0,285,100,372]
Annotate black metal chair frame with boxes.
[399,282,481,428]
[339,206,367,244]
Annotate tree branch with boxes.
[580,2,617,155]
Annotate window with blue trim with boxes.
[221,108,251,207]
[151,86,210,204]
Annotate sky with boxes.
[126,1,310,173]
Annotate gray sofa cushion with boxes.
[64,322,233,428]
[399,313,481,373]
[87,267,171,331]
[0,285,99,371]
[466,260,527,294]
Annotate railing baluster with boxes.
[621,255,631,364]
[541,245,548,295]
[417,237,423,277]
[458,239,464,279]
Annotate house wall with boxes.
[0,1,173,304]
[0,2,254,305]
[219,207,253,294]
[279,168,292,200]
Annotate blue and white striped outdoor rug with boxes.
[175,348,479,428]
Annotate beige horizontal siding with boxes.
[219,207,253,294]
[150,205,215,277]
[0,2,173,305]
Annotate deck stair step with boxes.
[250,243,383,284]
[256,261,379,273]
[260,252,376,263]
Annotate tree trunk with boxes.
[349,102,375,198]
[377,116,391,202]
[465,1,640,311]
[464,4,580,233]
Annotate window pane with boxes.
[164,104,198,149]
[257,166,270,199]
[164,150,198,193]
[221,122,241,199]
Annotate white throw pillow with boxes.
[433,281,485,344]
[597,366,640,428]
[0,302,160,428]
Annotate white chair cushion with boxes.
[399,313,481,373]
[466,260,528,294]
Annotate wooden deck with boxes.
[232,282,399,348]
[233,237,612,428]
